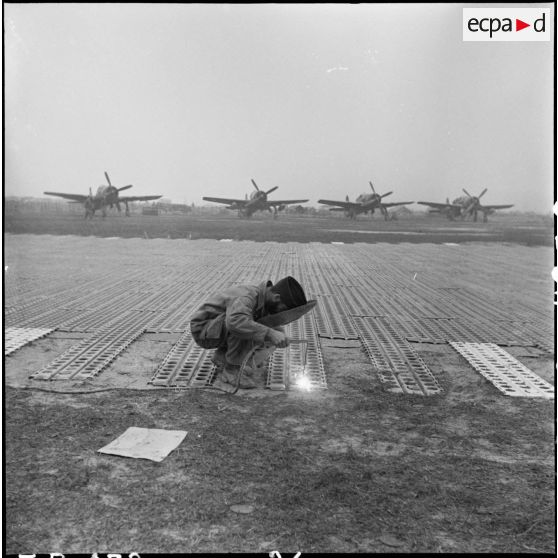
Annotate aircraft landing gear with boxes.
[84,199,95,219]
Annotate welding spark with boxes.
[295,375,313,391]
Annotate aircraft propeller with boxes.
[104,171,132,192]
[251,179,278,197]
[462,188,488,221]
[462,187,487,201]
[369,181,392,199]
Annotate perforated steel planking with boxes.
[151,308,327,391]
[144,289,209,333]
[351,316,442,396]
[4,327,55,355]
[403,318,536,347]
[450,342,555,398]
[266,311,327,390]
[311,294,359,340]
[30,312,147,381]
[6,238,552,394]
[150,328,218,388]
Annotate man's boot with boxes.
[220,365,258,389]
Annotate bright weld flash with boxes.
[296,375,313,390]
[294,368,313,391]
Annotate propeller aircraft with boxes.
[417,188,513,222]
[318,181,413,220]
[44,172,163,219]
[202,179,309,218]
[416,197,464,221]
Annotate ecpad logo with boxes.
[463,8,550,41]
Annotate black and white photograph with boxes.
[4,3,555,554]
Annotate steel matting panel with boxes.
[148,331,189,384]
[4,303,60,328]
[143,289,209,333]
[450,342,555,398]
[437,289,517,322]
[265,319,307,390]
[337,286,381,316]
[384,291,448,320]
[4,271,120,313]
[404,318,536,347]
[267,311,327,390]
[303,311,328,389]
[149,327,219,388]
[506,320,554,353]
[480,319,541,347]
[384,315,447,344]
[267,340,288,390]
[4,327,55,355]
[384,287,456,319]
[13,307,86,330]
[58,306,140,333]
[507,300,550,322]
[151,308,326,390]
[351,316,442,396]
[30,312,147,381]
[305,265,336,296]
[150,330,203,387]
[131,284,191,312]
[287,311,327,389]
[4,295,54,316]
[144,302,198,333]
[311,295,359,340]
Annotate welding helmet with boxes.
[271,276,307,309]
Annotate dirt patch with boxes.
[5,336,554,554]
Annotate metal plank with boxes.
[30,313,147,381]
[351,316,442,396]
[450,342,554,398]
[149,328,217,388]
[4,327,55,355]
[310,294,359,340]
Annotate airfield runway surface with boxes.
[4,234,554,397]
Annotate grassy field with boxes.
[4,206,553,245]
[3,216,556,554]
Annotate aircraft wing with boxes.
[119,195,163,202]
[202,196,247,206]
[480,204,514,210]
[318,199,363,210]
[381,201,414,208]
[44,191,88,203]
[267,199,309,207]
[416,201,462,209]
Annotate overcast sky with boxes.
[4,3,555,212]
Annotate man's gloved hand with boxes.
[266,328,290,348]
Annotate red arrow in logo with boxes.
[516,19,530,31]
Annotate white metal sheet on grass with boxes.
[4,327,54,355]
[98,427,187,462]
[450,342,554,399]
